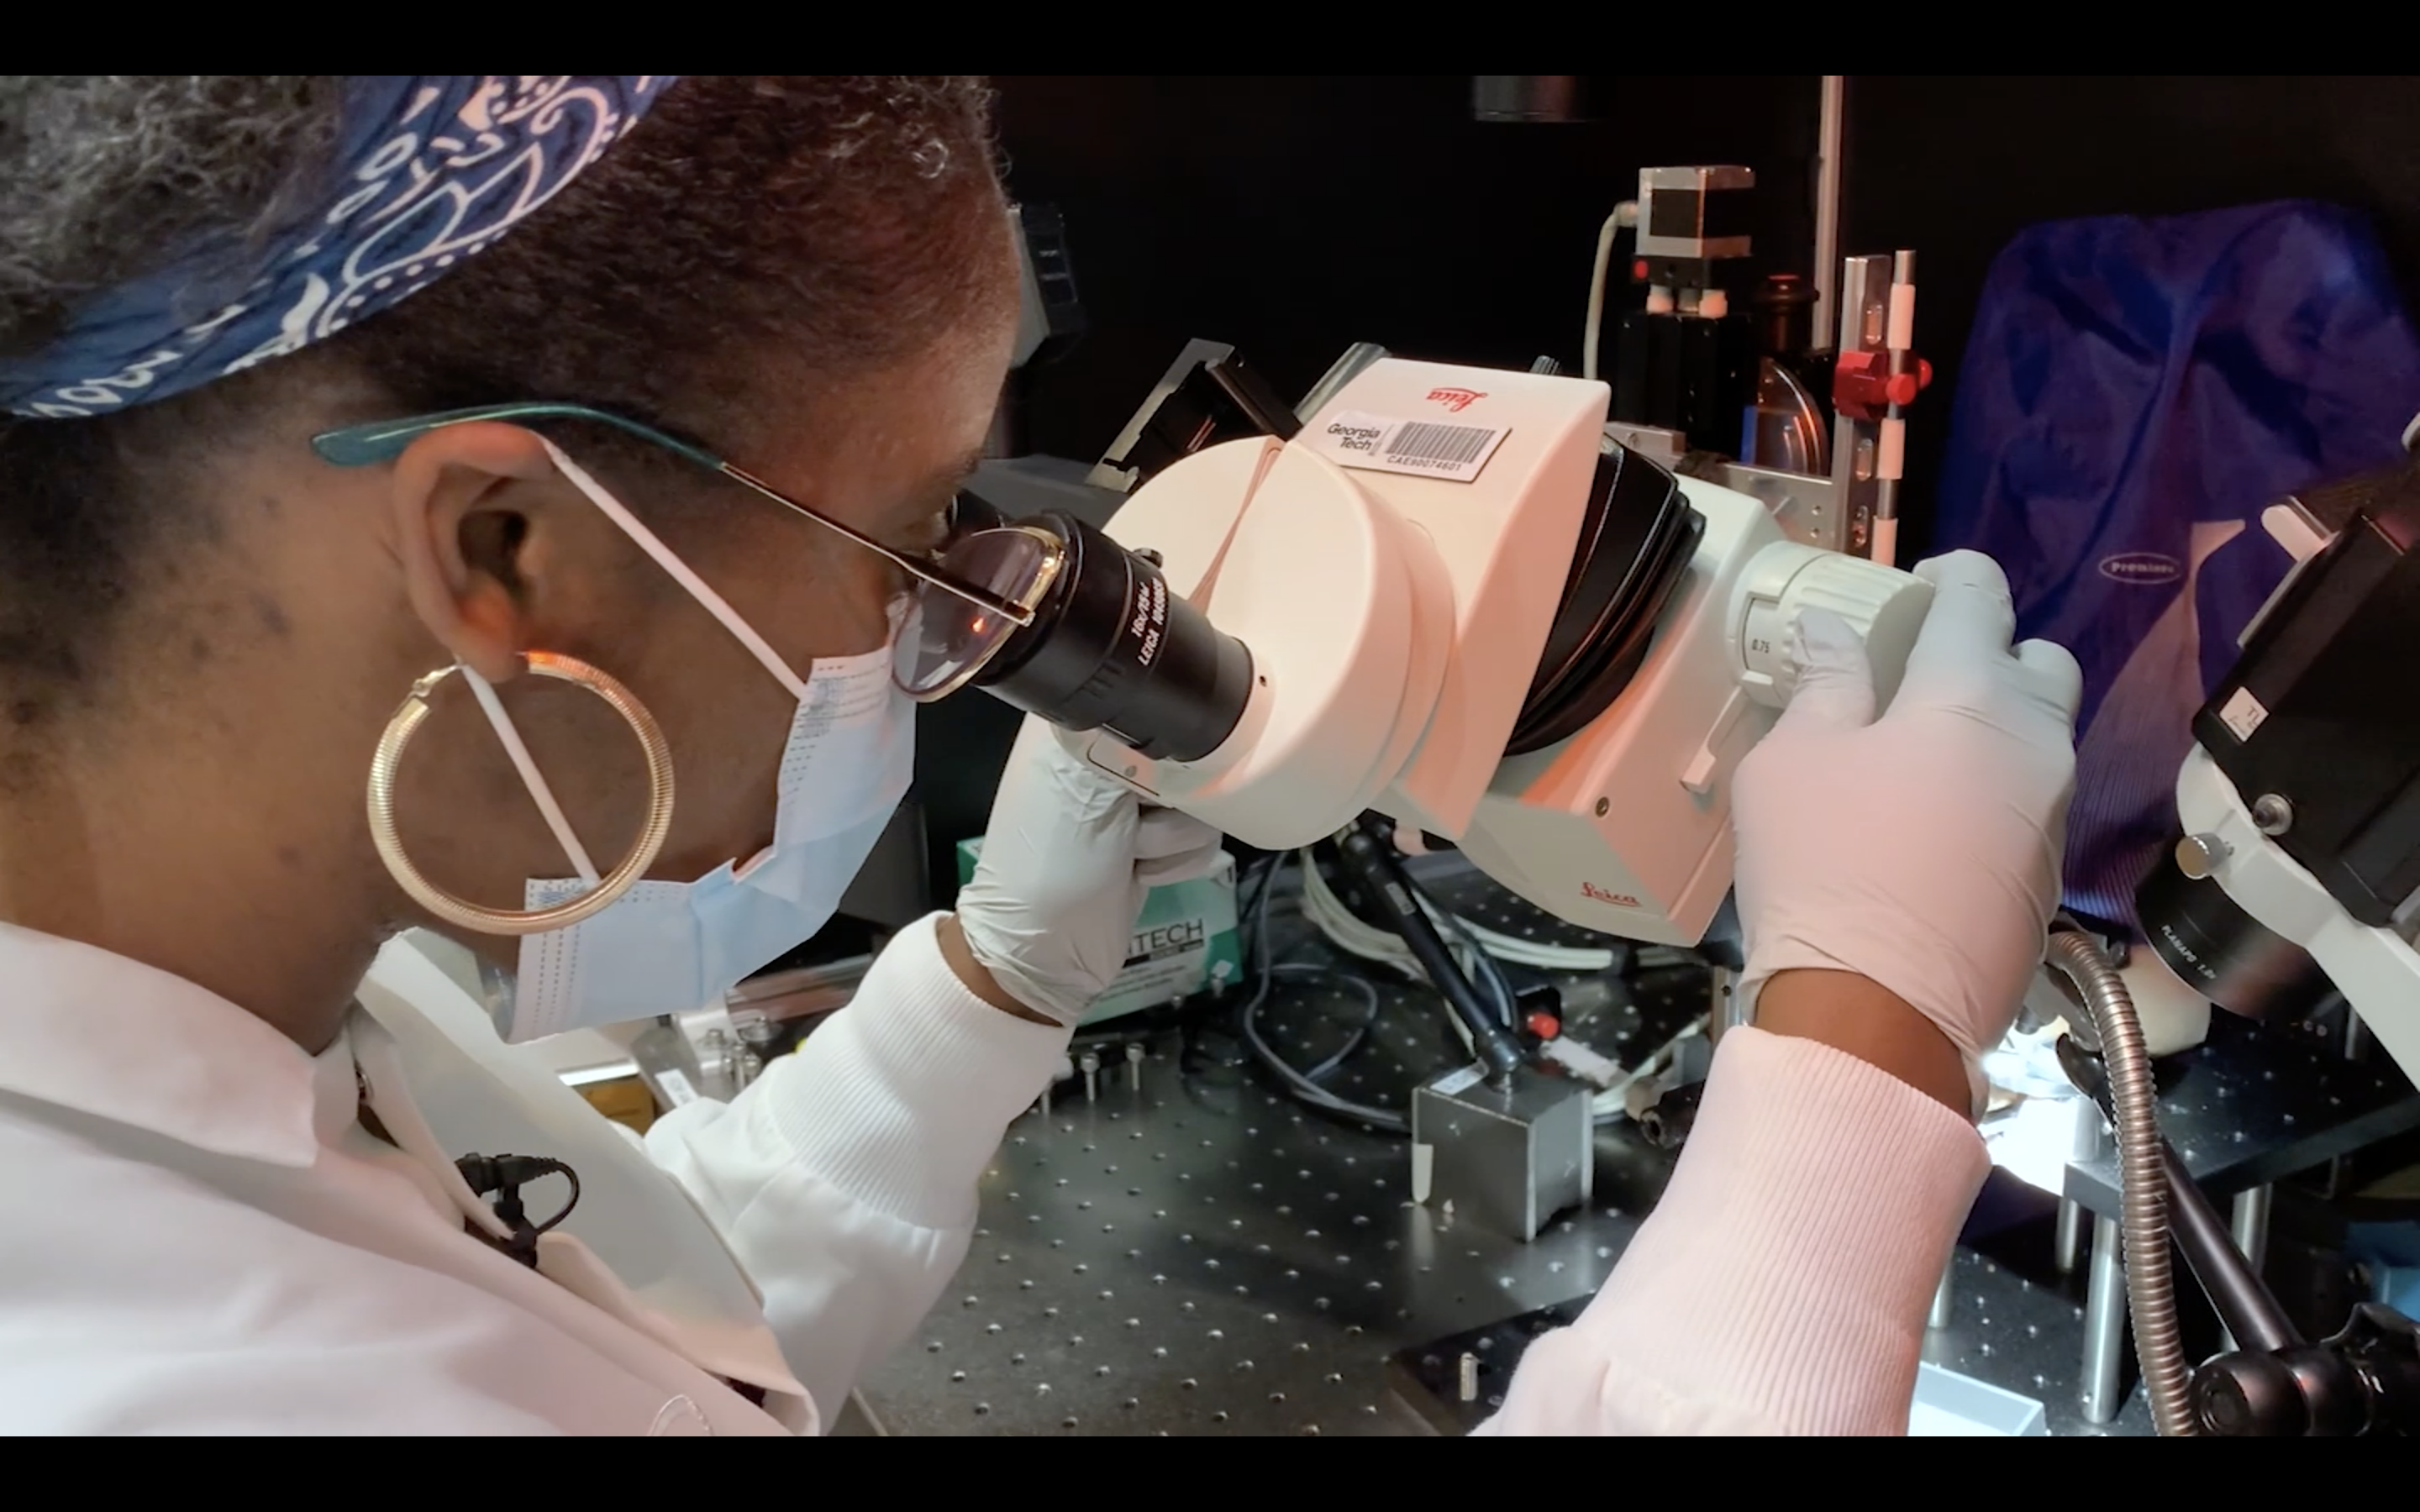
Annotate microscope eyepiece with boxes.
[895,507,1253,764]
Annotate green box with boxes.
[955,838,1241,1026]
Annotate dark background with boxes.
[912,74,2420,884]
[1839,75,2420,559]
[995,75,1818,465]
[997,74,2420,561]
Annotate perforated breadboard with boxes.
[853,864,1703,1435]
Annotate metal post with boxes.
[2081,1213,2128,1424]
[2061,1098,2103,1281]
[2054,1197,2085,1276]
[1813,76,1846,337]
[2231,1184,2273,1273]
[1709,965,1746,1047]
[1928,1261,1955,1331]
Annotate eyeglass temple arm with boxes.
[312,403,730,470]
[313,404,1035,628]
[716,465,1034,627]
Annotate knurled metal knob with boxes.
[2176,832,2232,880]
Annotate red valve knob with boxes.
[1886,358,1936,407]
[1526,1011,1562,1041]
[1833,352,1933,423]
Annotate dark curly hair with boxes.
[0,75,1005,721]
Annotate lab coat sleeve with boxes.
[1480,1027,1990,1436]
[642,913,1068,1425]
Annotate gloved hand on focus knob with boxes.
[1730,550,2084,1115]
[954,716,1228,1026]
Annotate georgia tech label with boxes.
[1326,418,1386,454]
[1308,408,1509,483]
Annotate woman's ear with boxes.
[388,423,564,684]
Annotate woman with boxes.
[0,75,2081,1434]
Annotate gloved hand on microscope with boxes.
[1486,550,2086,1436]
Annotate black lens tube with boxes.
[2136,853,2333,1022]
[975,511,1254,764]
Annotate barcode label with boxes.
[1307,409,1509,482]
[1387,421,1494,467]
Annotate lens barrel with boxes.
[2136,851,2333,1022]
[975,510,1254,764]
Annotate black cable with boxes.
[1240,848,1292,1026]
[456,1153,581,1269]
[1300,969,1385,1080]
[1242,969,1405,1134]
[1238,852,1410,1133]
[532,1163,581,1236]
[1236,852,1283,962]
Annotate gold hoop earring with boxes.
[366,652,676,937]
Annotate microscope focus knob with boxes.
[1733,542,1936,713]
[2176,832,2233,879]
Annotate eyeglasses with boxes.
[312,402,1065,701]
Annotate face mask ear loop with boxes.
[534,437,811,703]
[460,664,602,888]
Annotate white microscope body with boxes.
[1071,357,1933,947]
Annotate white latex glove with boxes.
[955,717,1228,1026]
[1731,550,2085,1113]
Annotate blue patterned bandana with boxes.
[2,75,677,419]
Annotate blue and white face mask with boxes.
[480,441,913,1042]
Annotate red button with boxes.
[1526,1012,1562,1041]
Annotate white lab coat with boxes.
[0,912,1985,1435]
[0,913,1068,1435]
